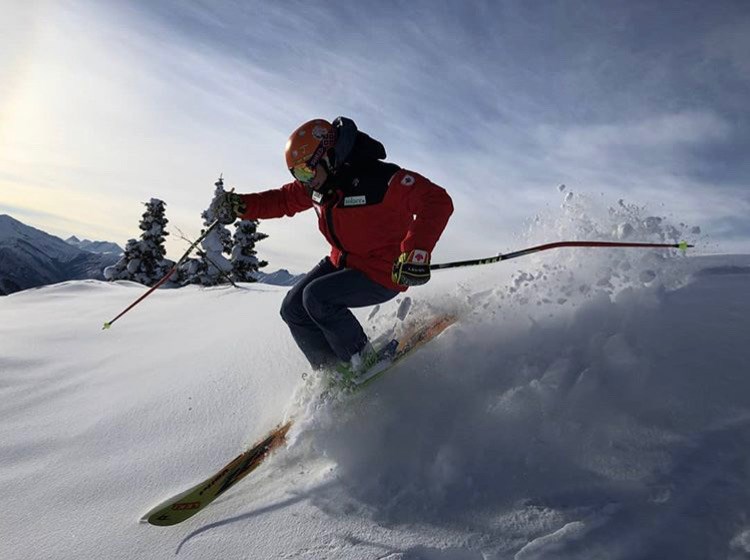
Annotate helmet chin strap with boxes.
[306,156,337,204]
[308,182,336,204]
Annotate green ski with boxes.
[142,422,292,526]
[142,314,456,527]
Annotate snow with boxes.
[2,196,750,559]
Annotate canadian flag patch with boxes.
[410,250,429,263]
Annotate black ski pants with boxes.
[280,257,399,370]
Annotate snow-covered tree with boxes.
[179,176,233,286]
[231,220,269,282]
[103,238,139,281]
[104,199,175,286]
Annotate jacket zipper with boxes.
[324,194,347,265]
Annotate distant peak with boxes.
[0,214,28,235]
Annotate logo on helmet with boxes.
[312,125,328,140]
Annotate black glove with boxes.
[210,192,246,224]
[392,250,431,287]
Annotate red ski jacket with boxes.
[239,164,453,291]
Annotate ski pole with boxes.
[430,240,693,270]
[102,220,221,330]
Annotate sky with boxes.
[1,0,749,272]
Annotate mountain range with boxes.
[0,214,122,295]
[0,215,122,296]
[64,235,123,256]
[253,268,303,286]
[0,215,301,295]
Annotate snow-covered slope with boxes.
[2,197,749,560]
[0,215,119,295]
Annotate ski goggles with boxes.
[289,161,317,184]
[289,142,330,184]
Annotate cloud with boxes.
[704,17,750,84]
[532,111,735,186]
[2,0,749,269]
[550,112,731,153]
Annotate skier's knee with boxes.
[279,303,289,324]
[280,291,302,324]
[301,282,326,319]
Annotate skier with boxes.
[211,117,453,378]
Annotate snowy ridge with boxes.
[0,215,120,295]
[254,268,304,286]
[0,214,85,263]
[65,236,123,256]
[2,194,749,559]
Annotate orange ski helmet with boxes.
[285,119,337,183]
